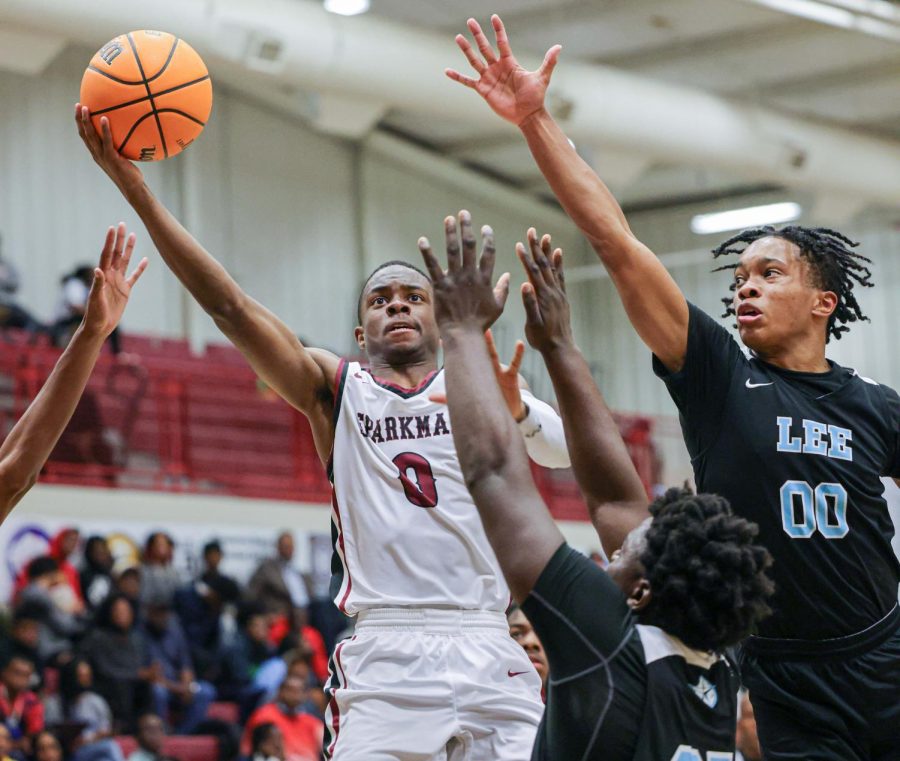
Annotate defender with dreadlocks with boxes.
[448,15,900,761]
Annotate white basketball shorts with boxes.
[324,607,544,761]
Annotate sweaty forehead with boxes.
[364,265,432,296]
[738,236,802,268]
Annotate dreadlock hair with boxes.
[711,225,873,342]
[357,260,432,323]
[639,487,774,652]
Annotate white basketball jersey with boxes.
[329,360,509,615]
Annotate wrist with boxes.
[538,337,577,358]
[517,106,550,131]
[122,178,150,207]
[441,321,485,343]
[72,322,108,345]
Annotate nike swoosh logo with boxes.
[507,670,529,678]
[745,379,774,389]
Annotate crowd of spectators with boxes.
[0,529,339,761]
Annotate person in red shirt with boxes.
[242,677,323,761]
[49,528,85,609]
[0,655,44,756]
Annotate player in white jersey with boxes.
[76,103,572,761]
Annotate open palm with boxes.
[83,223,148,337]
[447,15,561,127]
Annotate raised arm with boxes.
[75,106,339,460]
[517,229,648,554]
[448,16,690,372]
[0,225,147,518]
[419,211,564,602]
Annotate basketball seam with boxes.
[144,36,180,83]
[87,66,144,87]
[90,76,211,117]
[118,109,207,153]
[116,111,158,154]
[126,32,168,159]
[154,109,207,127]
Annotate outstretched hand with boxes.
[517,229,573,354]
[75,104,145,197]
[446,14,561,127]
[429,330,527,420]
[418,211,509,331]
[83,223,149,338]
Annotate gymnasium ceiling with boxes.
[366,0,900,211]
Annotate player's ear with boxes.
[354,326,366,351]
[627,579,652,612]
[812,289,838,320]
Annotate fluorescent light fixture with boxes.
[324,0,370,16]
[690,202,802,235]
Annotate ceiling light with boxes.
[324,0,370,16]
[690,202,802,235]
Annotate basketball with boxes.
[80,30,213,162]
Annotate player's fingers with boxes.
[539,44,563,83]
[491,15,513,59]
[98,226,116,272]
[454,34,486,74]
[516,241,542,290]
[418,237,444,282]
[484,329,502,369]
[445,69,478,89]
[553,249,566,292]
[521,282,543,328]
[459,211,477,270]
[120,231,137,273]
[528,228,553,285]
[126,257,149,288]
[467,18,498,64]
[540,233,558,286]
[477,222,495,278]
[444,216,461,273]
[493,272,510,312]
[111,222,127,266]
[509,340,525,376]
[100,117,116,155]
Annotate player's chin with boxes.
[737,323,770,351]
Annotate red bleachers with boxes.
[1,329,655,516]
[115,735,219,761]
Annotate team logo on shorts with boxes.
[690,675,718,708]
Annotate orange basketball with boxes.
[80,30,213,162]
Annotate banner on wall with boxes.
[0,513,331,604]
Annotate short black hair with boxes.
[712,225,873,342]
[203,540,222,557]
[26,555,59,581]
[640,488,773,652]
[356,260,431,324]
[250,722,279,753]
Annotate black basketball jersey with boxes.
[522,544,740,761]
[654,303,900,642]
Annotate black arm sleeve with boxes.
[652,302,746,458]
[522,544,634,680]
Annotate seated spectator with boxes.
[256,654,323,719]
[0,605,43,683]
[140,597,214,735]
[111,567,141,618]
[245,534,309,621]
[218,605,277,721]
[241,678,323,761]
[199,541,240,605]
[0,723,14,761]
[78,594,147,733]
[249,723,284,761]
[736,690,762,761]
[125,715,176,761]
[0,656,43,757]
[31,731,62,761]
[140,535,180,608]
[273,611,328,687]
[80,537,114,613]
[15,557,84,667]
[48,529,85,610]
[0,244,43,335]
[506,604,548,697]
[55,659,124,761]
[173,574,237,684]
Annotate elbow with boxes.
[0,464,36,507]
[209,291,248,329]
